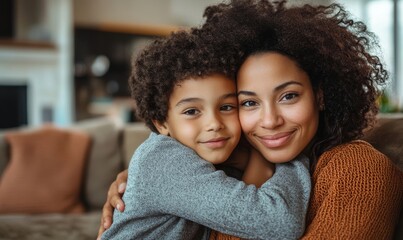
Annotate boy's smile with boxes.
[154,74,241,165]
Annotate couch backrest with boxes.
[121,122,151,168]
[70,118,125,210]
[362,117,403,170]
[0,118,125,211]
[361,117,403,240]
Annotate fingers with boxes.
[97,204,111,239]
[106,182,125,211]
[96,170,129,239]
[116,170,128,193]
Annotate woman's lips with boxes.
[258,131,295,148]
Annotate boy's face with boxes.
[154,74,241,165]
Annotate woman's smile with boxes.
[256,130,296,148]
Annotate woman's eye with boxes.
[240,100,257,107]
[280,93,299,102]
[183,109,199,115]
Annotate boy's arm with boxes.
[140,136,311,240]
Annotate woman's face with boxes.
[237,52,320,163]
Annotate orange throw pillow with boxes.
[0,126,90,214]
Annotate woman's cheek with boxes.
[239,111,256,134]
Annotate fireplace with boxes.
[0,84,28,129]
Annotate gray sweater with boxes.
[102,133,311,240]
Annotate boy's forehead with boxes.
[176,73,235,85]
[172,74,236,95]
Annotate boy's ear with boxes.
[152,120,170,136]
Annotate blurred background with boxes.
[0,0,402,129]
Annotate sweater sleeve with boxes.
[133,134,311,240]
[301,141,403,240]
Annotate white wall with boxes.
[1,0,74,127]
[73,0,333,28]
[73,0,223,27]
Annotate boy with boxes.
[101,30,310,240]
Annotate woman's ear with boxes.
[152,120,170,136]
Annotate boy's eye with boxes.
[183,109,200,115]
[220,104,236,111]
[240,100,257,107]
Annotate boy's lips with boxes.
[257,131,295,148]
[200,137,229,149]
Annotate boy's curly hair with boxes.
[200,0,388,161]
[129,30,240,133]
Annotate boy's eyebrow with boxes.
[175,98,201,107]
[221,92,238,100]
[238,81,303,96]
[175,92,237,107]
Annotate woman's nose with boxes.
[260,106,283,129]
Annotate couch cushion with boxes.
[71,118,124,210]
[0,126,90,214]
[0,211,101,240]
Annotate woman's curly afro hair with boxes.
[129,29,240,133]
[200,0,388,161]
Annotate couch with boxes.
[0,118,150,240]
[0,116,401,240]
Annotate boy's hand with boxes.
[97,169,128,239]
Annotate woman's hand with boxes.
[97,169,128,239]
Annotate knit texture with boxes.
[102,133,311,240]
[301,140,403,239]
[210,140,403,240]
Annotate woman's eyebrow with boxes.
[237,90,256,96]
[274,81,302,92]
[238,81,303,96]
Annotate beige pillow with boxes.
[0,126,90,214]
[71,118,123,210]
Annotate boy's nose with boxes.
[206,112,224,132]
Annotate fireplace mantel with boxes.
[0,45,68,127]
[0,0,74,128]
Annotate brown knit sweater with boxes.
[210,140,403,240]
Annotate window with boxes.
[338,0,401,111]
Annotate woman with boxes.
[98,0,403,239]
